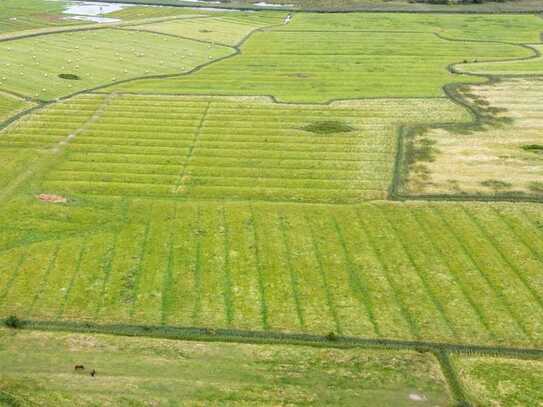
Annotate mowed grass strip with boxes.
[0,28,234,100]
[113,29,530,101]
[1,201,542,348]
[14,95,469,203]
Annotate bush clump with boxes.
[58,73,81,80]
[4,315,23,329]
[303,120,355,134]
[521,144,543,153]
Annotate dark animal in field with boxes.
[90,369,96,377]
[74,365,85,371]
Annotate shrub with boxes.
[325,331,337,341]
[303,120,355,134]
[4,315,22,329]
[58,73,81,80]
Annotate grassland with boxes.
[404,78,543,198]
[112,28,530,102]
[0,28,234,101]
[0,328,451,406]
[0,94,468,202]
[1,197,543,349]
[1,6,543,405]
[452,356,543,406]
[0,92,33,122]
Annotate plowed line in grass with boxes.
[0,253,26,306]
[191,206,203,326]
[432,205,531,340]
[56,241,86,320]
[160,205,177,326]
[128,214,152,322]
[374,205,458,341]
[28,245,60,318]
[407,207,497,340]
[277,214,305,331]
[462,206,543,314]
[304,213,342,335]
[247,207,269,330]
[173,101,211,193]
[330,214,379,337]
[95,231,120,319]
[221,207,235,326]
[354,208,420,339]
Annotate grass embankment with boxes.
[0,328,451,406]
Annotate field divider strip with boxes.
[7,318,543,359]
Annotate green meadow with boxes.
[1,2,543,405]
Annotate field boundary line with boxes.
[7,318,543,358]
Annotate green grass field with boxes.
[113,28,530,102]
[1,4,543,405]
[0,328,451,406]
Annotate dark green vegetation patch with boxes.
[521,144,543,153]
[303,120,355,134]
[58,73,81,81]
